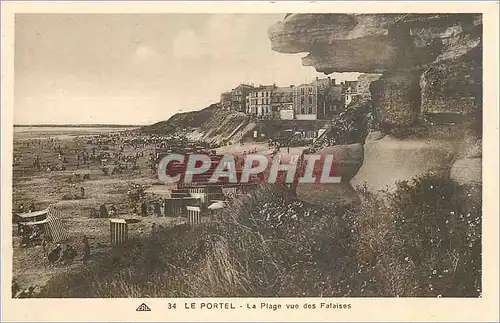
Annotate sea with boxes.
[13,126,138,141]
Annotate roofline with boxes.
[16,208,49,218]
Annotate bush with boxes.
[347,174,481,297]
[39,175,481,298]
[39,185,351,297]
[316,96,373,148]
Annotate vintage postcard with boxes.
[1,1,499,322]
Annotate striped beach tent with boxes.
[44,204,69,243]
[109,218,128,245]
[186,206,202,227]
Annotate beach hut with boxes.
[186,206,202,227]
[109,219,128,245]
[15,208,49,224]
[16,205,68,244]
[164,198,185,217]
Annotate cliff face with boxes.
[269,14,482,124]
[269,14,481,71]
[269,14,482,194]
[185,109,253,145]
[141,105,254,146]
[142,104,220,134]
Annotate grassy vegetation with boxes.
[140,104,219,134]
[380,114,481,141]
[348,174,481,297]
[38,174,481,298]
[314,96,373,148]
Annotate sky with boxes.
[15,14,360,125]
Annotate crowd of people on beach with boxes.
[13,129,311,296]
[12,124,325,299]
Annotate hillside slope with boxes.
[141,104,219,134]
[141,104,255,145]
[186,109,253,145]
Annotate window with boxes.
[301,88,304,95]
[308,106,312,114]
[308,96,313,104]
[301,97,304,104]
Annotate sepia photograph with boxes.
[1,1,499,322]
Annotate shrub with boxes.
[348,174,481,297]
[316,96,373,148]
[39,175,481,298]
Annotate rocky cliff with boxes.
[141,104,220,134]
[142,106,329,146]
[186,109,254,145]
[269,14,482,195]
[141,105,255,146]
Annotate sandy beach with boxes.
[12,127,183,291]
[12,127,309,292]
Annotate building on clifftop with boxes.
[230,84,254,112]
[220,92,232,110]
[340,80,359,108]
[312,77,344,119]
[293,82,318,120]
[272,86,294,120]
[246,84,276,118]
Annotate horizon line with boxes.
[14,123,146,127]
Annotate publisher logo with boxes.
[136,303,151,312]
